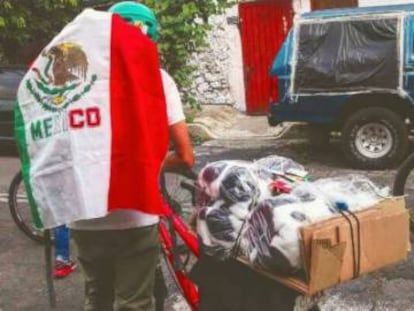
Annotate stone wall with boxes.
[188,5,246,111]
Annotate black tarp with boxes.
[293,17,400,94]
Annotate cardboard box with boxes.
[238,197,410,295]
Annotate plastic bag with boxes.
[197,200,247,259]
[196,160,276,260]
[242,174,388,275]
[255,155,308,181]
[243,196,334,274]
[196,157,308,261]
[196,157,390,274]
[197,161,261,207]
[292,174,389,212]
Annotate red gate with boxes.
[239,0,294,115]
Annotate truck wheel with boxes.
[341,107,408,169]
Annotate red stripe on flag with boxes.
[108,15,169,215]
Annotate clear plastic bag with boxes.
[292,174,389,212]
[255,155,308,181]
[197,200,247,259]
[242,196,335,274]
[196,159,390,272]
[197,161,261,208]
[242,174,389,275]
[196,160,275,259]
[243,197,299,274]
[196,157,307,262]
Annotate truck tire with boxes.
[341,107,408,169]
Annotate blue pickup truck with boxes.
[268,4,414,169]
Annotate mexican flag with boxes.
[14,9,169,229]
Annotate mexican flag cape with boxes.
[14,9,169,229]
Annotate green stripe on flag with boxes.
[14,104,44,229]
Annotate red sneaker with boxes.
[53,260,77,279]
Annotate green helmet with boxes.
[109,1,158,41]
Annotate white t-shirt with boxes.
[70,69,185,230]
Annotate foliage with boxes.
[0,0,234,105]
[0,0,81,64]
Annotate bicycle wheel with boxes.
[393,152,414,232]
[160,168,197,225]
[8,171,45,243]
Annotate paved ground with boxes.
[1,137,414,310]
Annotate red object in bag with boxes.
[271,180,292,194]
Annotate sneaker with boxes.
[53,259,77,279]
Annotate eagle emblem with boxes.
[27,42,97,112]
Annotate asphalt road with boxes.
[1,138,414,310]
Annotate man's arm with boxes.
[163,121,195,170]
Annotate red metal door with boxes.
[239,0,293,115]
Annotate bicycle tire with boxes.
[160,167,197,262]
[393,152,414,232]
[162,168,199,264]
[8,171,45,243]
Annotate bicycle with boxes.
[393,152,414,232]
[8,171,45,243]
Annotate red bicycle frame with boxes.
[159,203,200,310]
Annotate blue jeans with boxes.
[54,225,70,262]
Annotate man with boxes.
[71,2,194,310]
